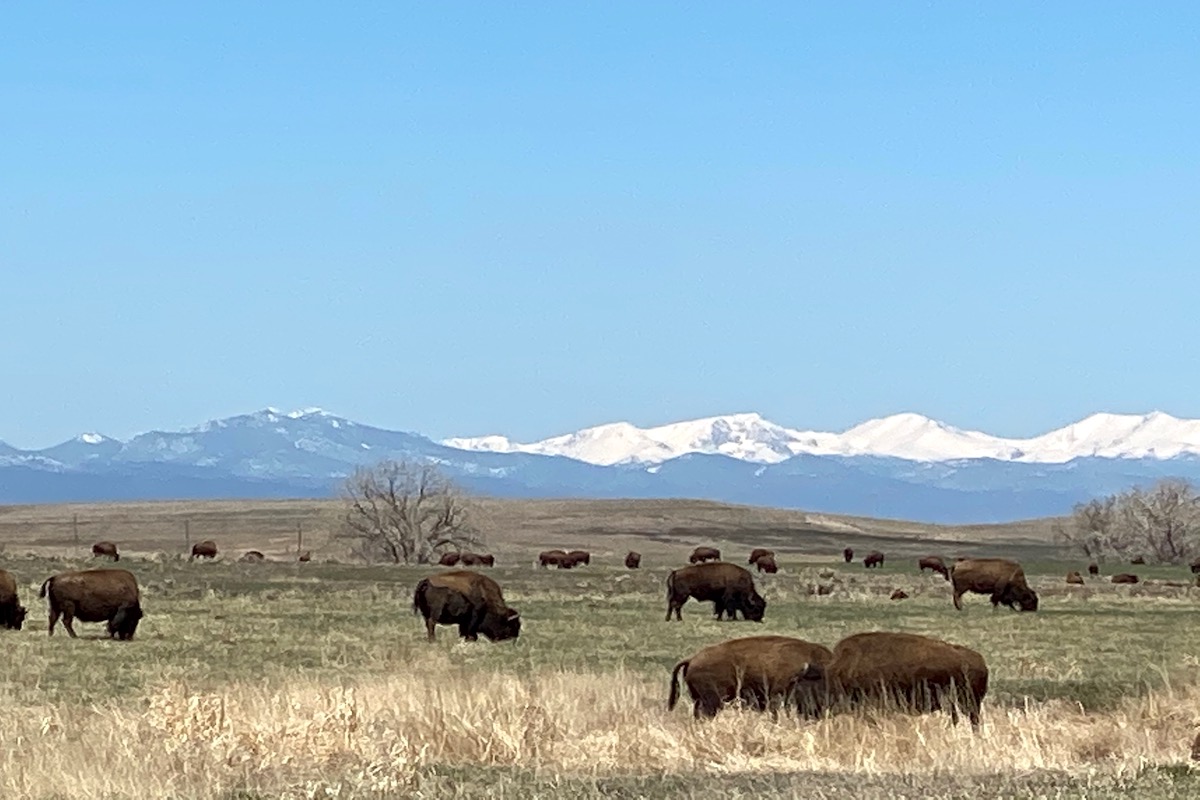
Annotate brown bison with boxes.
[625,551,641,569]
[412,570,520,642]
[842,547,854,563]
[239,550,265,563]
[754,554,778,574]
[91,541,120,562]
[564,550,590,567]
[0,569,27,630]
[459,552,495,567]
[1130,556,1146,565]
[438,552,461,567]
[1111,573,1139,584]
[538,550,568,568]
[189,540,218,560]
[863,551,885,569]
[918,556,949,580]
[795,631,988,727]
[1190,556,1200,575]
[689,547,721,564]
[1088,562,1100,576]
[747,548,775,565]
[40,568,143,640]
[1065,571,1085,585]
[950,557,1038,612]
[890,589,909,600]
[668,635,834,718]
[666,562,766,622]
[298,550,312,563]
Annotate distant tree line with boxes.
[1055,479,1200,564]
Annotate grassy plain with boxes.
[0,498,1199,798]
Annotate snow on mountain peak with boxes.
[78,433,110,445]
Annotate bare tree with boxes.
[338,460,479,564]
[1057,480,1200,564]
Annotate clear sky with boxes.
[3,3,1199,449]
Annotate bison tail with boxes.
[39,578,51,598]
[412,579,429,616]
[668,659,689,711]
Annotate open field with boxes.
[1,498,1199,798]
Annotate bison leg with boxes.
[423,597,444,642]
[666,596,684,622]
[47,606,60,637]
[952,589,964,611]
[61,611,78,638]
[694,694,721,719]
[462,605,487,641]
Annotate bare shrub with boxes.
[1056,480,1200,565]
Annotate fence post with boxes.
[72,514,79,544]
[184,519,190,553]
[297,521,303,554]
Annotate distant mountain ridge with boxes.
[4,407,1200,523]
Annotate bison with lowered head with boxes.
[40,568,143,640]
[625,551,641,569]
[747,548,774,565]
[794,631,988,727]
[1088,562,1100,576]
[863,551,885,569]
[412,570,520,642]
[459,552,495,567]
[538,550,568,568]
[918,556,949,580]
[689,546,721,564]
[189,540,218,561]
[91,541,120,562]
[1065,571,1085,585]
[564,550,590,567]
[754,554,778,574]
[239,550,265,563]
[666,562,766,622]
[950,557,1038,612]
[842,547,854,563]
[0,569,28,630]
[668,635,833,718]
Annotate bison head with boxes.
[107,604,144,641]
[1000,584,1039,612]
[479,608,521,642]
[743,592,767,622]
[4,604,27,630]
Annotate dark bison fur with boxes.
[40,568,143,640]
[747,548,774,565]
[669,635,833,718]
[189,540,218,560]
[842,547,854,563]
[1111,573,1139,584]
[754,554,778,573]
[438,552,461,567]
[91,541,120,561]
[917,556,949,579]
[625,552,641,569]
[412,570,520,642]
[863,551,885,568]
[0,569,27,630]
[666,562,766,622]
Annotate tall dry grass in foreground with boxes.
[2,653,1198,800]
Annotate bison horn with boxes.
[506,610,519,620]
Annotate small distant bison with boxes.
[189,540,218,561]
[412,570,520,642]
[1130,556,1146,565]
[1190,556,1200,575]
[918,556,949,580]
[1065,571,1085,585]
[754,554,778,574]
[91,541,120,562]
[625,551,641,569]
[459,553,495,567]
[1088,562,1100,576]
[689,547,722,564]
[40,568,143,641]
[538,550,568,568]
[842,547,854,563]
[950,558,1038,612]
[0,569,28,630]
[239,550,265,563]
[564,550,590,567]
[438,552,461,567]
[890,589,909,601]
[795,631,989,727]
[666,562,766,622]
[863,551,885,569]
[747,548,775,565]
[298,551,312,563]
[668,635,834,718]
[1111,573,1139,584]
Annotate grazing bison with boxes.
[438,552,461,567]
[689,547,721,564]
[747,548,775,565]
[863,551,885,569]
[40,568,143,640]
[668,635,834,718]
[918,556,949,580]
[412,570,520,642]
[91,541,120,562]
[298,550,312,563]
[0,569,27,630]
[1130,556,1146,565]
[1065,571,1085,585]
[666,562,766,622]
[239,550,265,563]
[189,540,218,561]
[460,552,495,567]
[890,589,909,600]
[538,550,568,568]
[1190,556,1200,575]
[1088,562,1100,576]
[625,551,641,569]
[795,631,988,727]
[754,554,778,574]
[1111,573,1139,584]
[564,550,590,567]
[950,558,1038,612]
[842,547,854,563]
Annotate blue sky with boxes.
[3,3,1199,449]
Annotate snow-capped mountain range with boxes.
[444,410,1200,465]
[4,407,1200,523]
